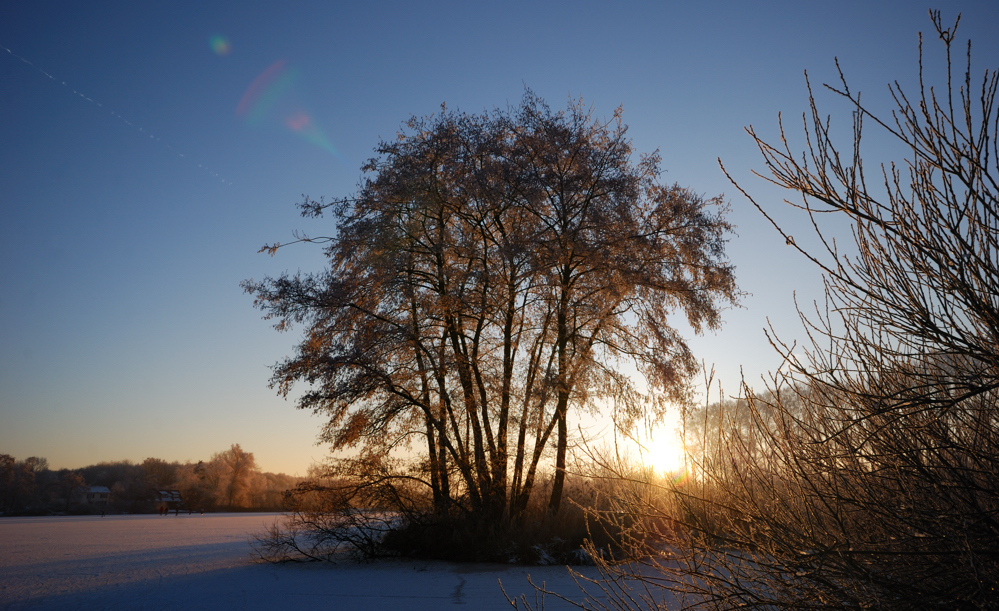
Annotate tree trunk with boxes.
[547,391,569,514]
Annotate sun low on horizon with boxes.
[637,425,689,476]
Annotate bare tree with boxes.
[245,92,737,555]
[553,10,999,611]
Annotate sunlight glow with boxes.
[639,425,689,483]
[645,436,686,473]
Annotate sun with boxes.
[641,432,688,475]
[646,438,684,473]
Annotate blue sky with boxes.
[2,0,996,474]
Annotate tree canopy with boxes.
[245,93,737,523]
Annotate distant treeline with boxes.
[0,444,303,516]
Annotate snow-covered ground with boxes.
[0,513,606,610]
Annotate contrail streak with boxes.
[2,44,233,185]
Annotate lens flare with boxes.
[236,60,339,157]
[210,35,231,56]
[285,111,311,131]
[667,465,691,487]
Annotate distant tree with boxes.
[0,454,16,514]
[59,471,87,512]
[79,460,141,489]
[216,444,257,509]
[141,457,178,491]
[175,460,216,511]
[167,446,263,511]
[199,458,225,505]
[570,11,999,611]
[246,471,302,510]
[245,92,737,540]
[0,455,47,515]
[0,451,294,515]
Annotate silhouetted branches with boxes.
[244,92,737,551]
[559,11,999,611]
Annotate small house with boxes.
[86,486,111,505]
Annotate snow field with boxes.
[0,513,601,610]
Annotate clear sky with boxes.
[2,0,996,475]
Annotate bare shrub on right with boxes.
[554,11,999,611]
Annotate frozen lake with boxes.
[0,513,604,610]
